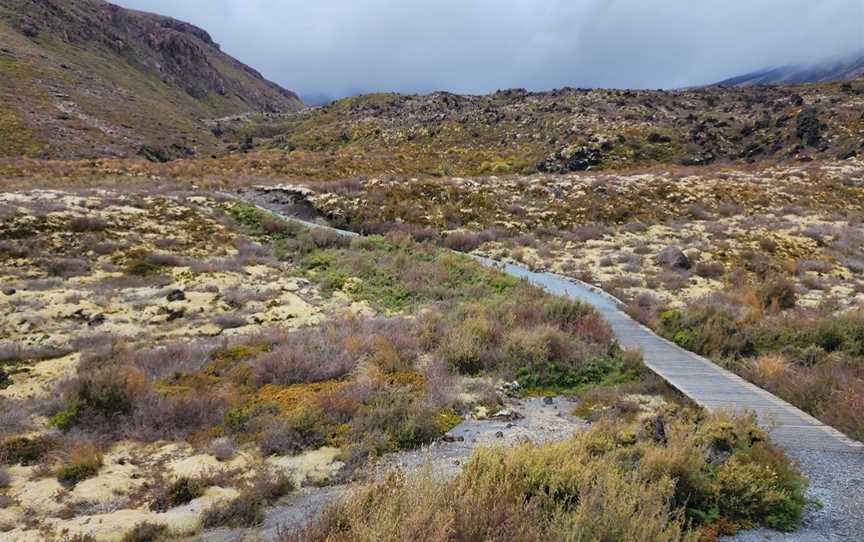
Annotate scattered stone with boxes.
[543,396,555,405]
[498,380,521,395]
[647,132,672,143]
[88,314,106,327]
[491,409,523,421]
[2,287,15,296]
[166,289,186,302]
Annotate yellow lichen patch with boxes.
[379,371,426,394]
[433,408,462,433]
[153,372,222,396]
[204,343,269,382]
[254,381,346,414]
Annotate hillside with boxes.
[216,78,864,179]
[718,52,864,86]
[0,0,303,160]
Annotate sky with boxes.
[114,0,864,103]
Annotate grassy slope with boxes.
[0,2,302,159]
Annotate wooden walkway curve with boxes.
[473,257,864,454]
[241,188,864,539]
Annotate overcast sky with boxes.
[114,0,864,102]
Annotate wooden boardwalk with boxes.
[244,191,863,538]
[474,257,864,454]
[238,189,862,454]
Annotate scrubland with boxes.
[278,158,864,444]
[0,185,812,541]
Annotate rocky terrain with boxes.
[206,76,864,179]
[0,0,303,160]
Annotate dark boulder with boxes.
[655,246,691,270]
[166,289,186,302]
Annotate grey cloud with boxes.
[114,0,864,100]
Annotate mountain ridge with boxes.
[717,52,864,86]
[0,0,303,159]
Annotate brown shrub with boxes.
[69,216,109,232]
[695,261,725,279]
[202,469,295,528]
[251,323,360,386]
[121,523,169,542]
[127,392,227,442]
[129,341,215,381]
[756,276,797,311]
[567,224,611,242]
[0,240,30,258]
[442,230,495,252]
[44,258,90,278]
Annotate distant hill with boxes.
[0,0,303,159]
[717,53,864,86]
[214,78,864,180]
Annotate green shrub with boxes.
[57,458,101,486]
[0,435,56,465]
[167,477,205,507]
[49,407,79,431]
[293,412,805,541]
[68,367,135,420]
[224,406,252,433]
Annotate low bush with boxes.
[756,276,797,310]
[251,323,359,386]
[433,285,623,391]
[287,412,806,541]
[260,409,330,456]
[347,391,441,453]
[442,230,500,252]
[43,257,90,278]
[202,469,294,528]
[0,435,56,466]
[149,477,205,511]
[695,261,725,279]
[57,443,103,487]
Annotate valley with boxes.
[1,1,863,541]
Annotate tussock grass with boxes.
[286,412,807,541]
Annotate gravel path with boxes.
[191,398,585,542]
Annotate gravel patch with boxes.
[725,449,864,541]
[189,397,585,542]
